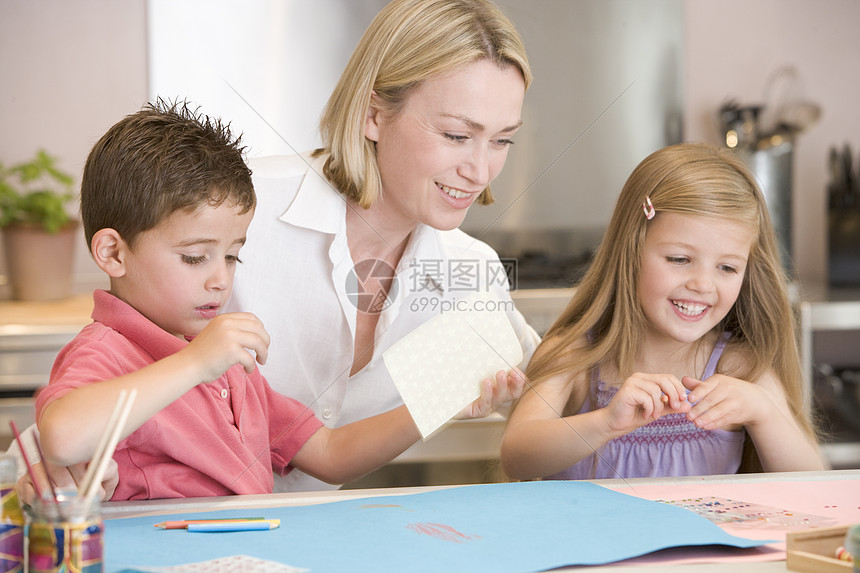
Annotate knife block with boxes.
[829,209,860,286]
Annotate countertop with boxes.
[0,292,93,329]
[0,288,575,326]
[0,288,576,333]
[0,291,529,467]
[2,288,858,469]
[4,283,860,328]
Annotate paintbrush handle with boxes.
[80,389,129,497]
[83,389,137,504]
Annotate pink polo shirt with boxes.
[35,290,323,500]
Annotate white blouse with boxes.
[226,154,540,491]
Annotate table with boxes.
[102,469,859,572]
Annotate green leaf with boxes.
[0,149,75,233]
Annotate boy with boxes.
[33,100,523,500]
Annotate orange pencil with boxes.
[154,517,266,529]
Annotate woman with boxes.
[16,0,539,499]
[226,0,540,491]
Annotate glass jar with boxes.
[26,491,103,573]
[0,456,24,572]
[845,523,860,573]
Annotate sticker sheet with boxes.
[383,290,523,438]
[655,496,837,529]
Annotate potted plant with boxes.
[0,149,78,301]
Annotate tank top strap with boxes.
[702,331,732,378]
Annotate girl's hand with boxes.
[604,373,691,434]
[455,367,527,420]
[682,374,765,430]
[682,371,826,471]
[184,312,271,382]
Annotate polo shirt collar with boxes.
[92,289,186,361]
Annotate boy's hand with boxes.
[455,367,527,419]
[604,373,691,433]
[15,458,118,505]
[185,312,270,382]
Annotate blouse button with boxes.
[322,408,332,420]
[220,388,229,399]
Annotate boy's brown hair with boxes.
[80,98,254,248]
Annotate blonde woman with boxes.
[226,0,540,492]
[501,143,826,480]
[14,0,538,500]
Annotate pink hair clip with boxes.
[642,196,655,220]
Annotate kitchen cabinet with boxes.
[798,285,860,469]
[0,294,92,450]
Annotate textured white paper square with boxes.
[134,555,308,572]
[383,291,523,439]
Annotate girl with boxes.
[500,143,827,480]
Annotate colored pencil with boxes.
[154,517,267,529]
[186,519,280,532]
[31,433,60,504]
[9,421,49,502]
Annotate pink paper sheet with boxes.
[604,475,860,566]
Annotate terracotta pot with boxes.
[2,221,79,301]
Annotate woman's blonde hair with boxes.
[315,0,532,208]
[525,143,815,455]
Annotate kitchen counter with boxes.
[0,292,94,328]
[0,289,574,482]
[0,294,95,449]
[0,289,576,328]
[2,286,858,471]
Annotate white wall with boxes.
[0,0,148,296]
[147,0,388,157]
[151,0,683,238]
[683,0,860,287]
[463,0,683,236]
[2,1,859,294]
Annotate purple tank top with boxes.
[546,332,744,480]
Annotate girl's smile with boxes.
[638,212,754,345]
[671,300,709,319]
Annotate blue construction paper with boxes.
[103,481,770,573]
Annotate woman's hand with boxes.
[455,367,527,419]
[603,373,691,434]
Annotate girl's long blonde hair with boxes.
[315,0,532,208]
[524,143,814,449]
